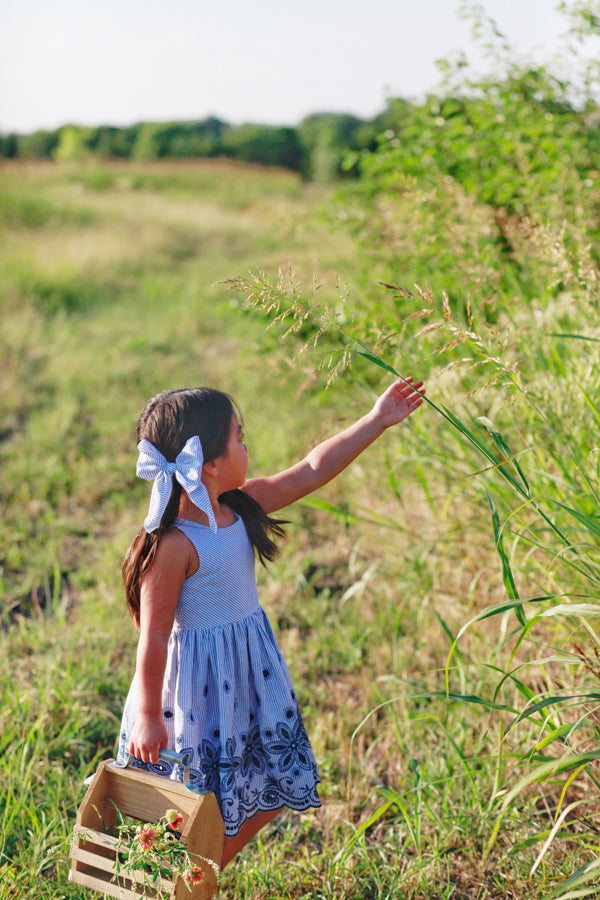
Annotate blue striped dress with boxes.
[116,514,321,837]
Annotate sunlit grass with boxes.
[1,159,599,899]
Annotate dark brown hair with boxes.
[122,387,285,626]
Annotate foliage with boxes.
[108,808,219,897]
[353,68,600,235]
[85,124,141,159]
[131,118,228,161]
[225,8,600,896]
[298,113,374,182]
[0,133,18,158]
[221,123,308,172]
[54,126,93,162]
[16,129,60,160]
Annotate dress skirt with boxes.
[116,606,321,837]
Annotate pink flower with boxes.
[136,825,158,850]
[184,865,204,885]
[165,808,184,829]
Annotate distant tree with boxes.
[0,133,18,158]
[163,118,228,157]
[17,129,60,159]
[222,124,307,171]
[132,122,165,161]
[131,119,229,161]
[53,126,92,161]
[86,125,138,158]
[298,113,372,181]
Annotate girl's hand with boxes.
[244,376,425,514]
[129,713,168,764]
[371,377,425,430]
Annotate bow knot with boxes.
[136,436,217,534]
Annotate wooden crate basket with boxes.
[69,758,224,900]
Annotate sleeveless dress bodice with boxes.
[116,515,321,837]
[172,516,259,629]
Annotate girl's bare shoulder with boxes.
[150,526,198,579]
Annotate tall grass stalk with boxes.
[228,264,600,897]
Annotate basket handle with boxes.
[126,748,191,787]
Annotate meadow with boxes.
[1,141,600,900]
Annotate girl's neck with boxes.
[178,492,235,528]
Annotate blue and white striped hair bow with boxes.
[136,435,217,534]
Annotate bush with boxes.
[298,112,374,181]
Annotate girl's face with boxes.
[219,414,248,490]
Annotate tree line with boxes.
[2,67,598,194]
[2,3,598,194]
[0,113,378,182]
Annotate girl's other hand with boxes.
[372,377,425,429]
[129,713,168,764]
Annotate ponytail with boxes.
[220,489,286,566]
[122,482,182,627]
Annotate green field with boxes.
[1,132,600,900]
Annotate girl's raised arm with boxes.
[243,378,424,515]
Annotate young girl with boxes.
[116,378,424,870]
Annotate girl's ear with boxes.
[202,459,220,478]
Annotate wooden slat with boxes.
[69,867,150,900]
[71,841,175,889]
[71,846,117,871]
[103,765,201,822]
[176,792,223,900]
[72,824,119,852]
[71,828,175,892]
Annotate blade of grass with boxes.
[486,491,526,625]
[484,750,600,862]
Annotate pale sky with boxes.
[0,0,575,134]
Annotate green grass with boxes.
[1,158,599,900]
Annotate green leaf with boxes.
[485,751,600,863]
[577,379,600,427]
[540,604,600,619]
[352,346,399,375]
[477,416,530,496]
[333,798,395,865]
[543,856,600,899]
[486,492,525,625]
[551,500,600,538]
[505,693,600,734]
[548,333,600,342]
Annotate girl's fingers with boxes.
[399,380,424,396]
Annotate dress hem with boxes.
[222,796,322,838]
[121,753,322,839]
